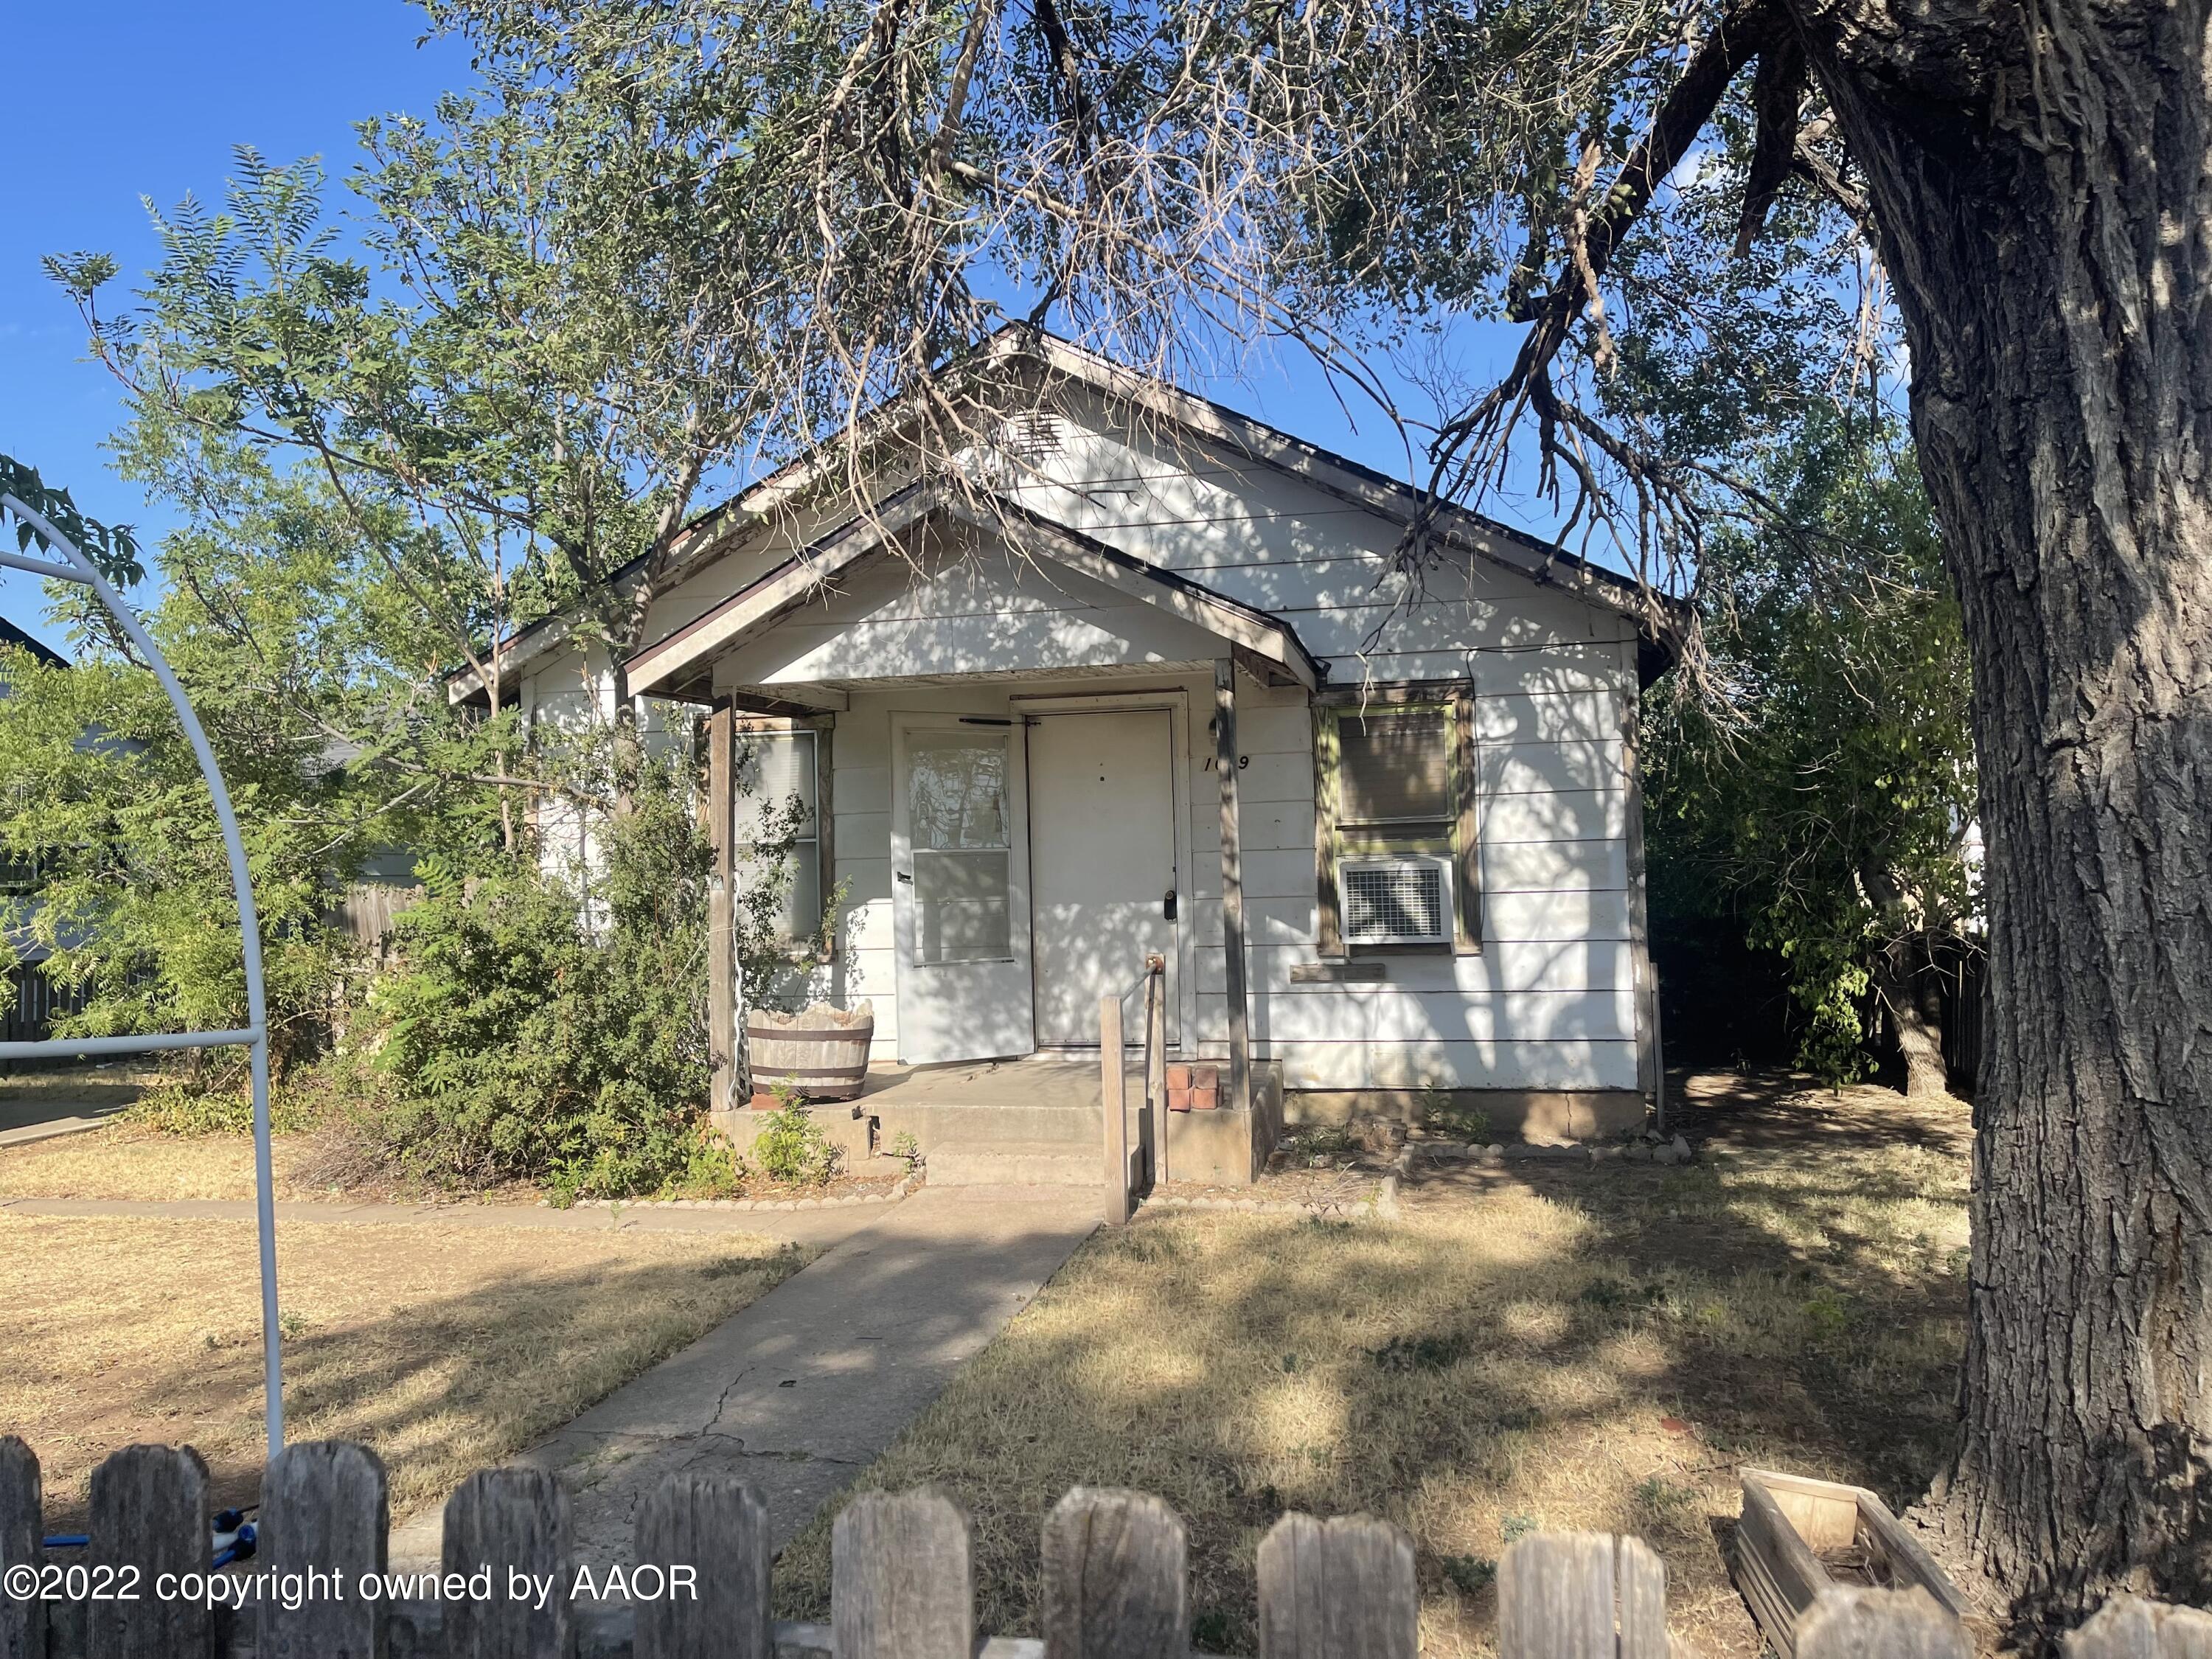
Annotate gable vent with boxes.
[996,410,1065,462]
[1340,855,1453,946]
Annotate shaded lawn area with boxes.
[0,1063,157,1137]
[773,1077,1970,1658]
[1,1214,810,1528]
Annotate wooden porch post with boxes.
[1101,994,1130,1225]
[706,701,737,1116]
[1214,658,1254,1117]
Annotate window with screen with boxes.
[1318,697,1479,953]
[732,728,823,945]
[907,729,1015,964]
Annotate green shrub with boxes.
[123,1076,324,1136]
[751,1097,838,1186]
[365,755,720,1197]
[1441,1556,1497,1596]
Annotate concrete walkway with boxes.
[0,1102,133,1148]
[0,1194,882,1243]
[386,1183,1102,1568]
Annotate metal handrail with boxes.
[0,494,284,1454]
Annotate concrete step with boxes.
[872,1101,1105,1148]
[923,1141,1103,1187]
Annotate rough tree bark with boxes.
[1863,864,1952,1096]
[1790,0,2212,1627]
[1871,943,1950,1099]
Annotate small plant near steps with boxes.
[752,1090,841,1186]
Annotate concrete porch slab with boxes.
[856,1053,1122,1111]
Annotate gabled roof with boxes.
[451,326,1677,703]
[0,616,67,671]
[625,479,1325,700]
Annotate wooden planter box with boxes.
[746,1001,874,1104]
[1734,1467,1980,1658]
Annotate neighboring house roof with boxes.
[0,616,67,674]
[450,326,1683,704]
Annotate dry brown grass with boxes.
[1,1214,810,1528]
[772,1077,1970,1658]
[0,1119,886,1206]
[0,1124,331,1201]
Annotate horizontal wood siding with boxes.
[716,538,1229,689]
[1195,939,1639,995]
[1206,987,1640,1043]
[1164,654,1637,1091]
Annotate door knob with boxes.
[1163,888,1178,922]
[896,872,913,884]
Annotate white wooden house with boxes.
[454,330,1678,1177]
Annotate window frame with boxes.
[730,714,835,959]
[1314,686,1480,957]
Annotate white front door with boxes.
[1027,710,1180,1046]
[891,715,1035,1065]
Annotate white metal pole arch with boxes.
[0,493,285,1454]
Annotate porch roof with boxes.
[623,479,1326,702]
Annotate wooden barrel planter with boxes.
[745,1001,874,1104]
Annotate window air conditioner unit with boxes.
[1339,854,1454,947]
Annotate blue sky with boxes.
[0,3,1539,656]
[1,3,473,651]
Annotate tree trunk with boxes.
[1872,944,1950,1099]
[1792,0,2212,1630]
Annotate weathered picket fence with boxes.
[4,1437,2207,1659]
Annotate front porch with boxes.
[717,1053,1287,1188]
[644,490,1318,1176]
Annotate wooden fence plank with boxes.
[832,1489,973,1659]
[1256,1512,1417,1659]
[2067,1593,2212,1659]
[1040,1487,1187,1659]
[260,1440,389,1659]
[441,1468,572,1659]
[633,1475,771,1659]
[1498,1534,1671,1659]
[1498,1533,1615,1659]
[1797,1587,1970,1659]
[0,1437,42,1659]
[89,1444,211,1659]
[1615,1536,1670,1659]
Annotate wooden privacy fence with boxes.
[5,1437,2208,1659]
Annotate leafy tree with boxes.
[1239,9,2212,1618]
[0,646,343,1073]
[1,450,143,590]
[0,445,511,1071]
[49,34,830,784]
[1648,422,1978,1094]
